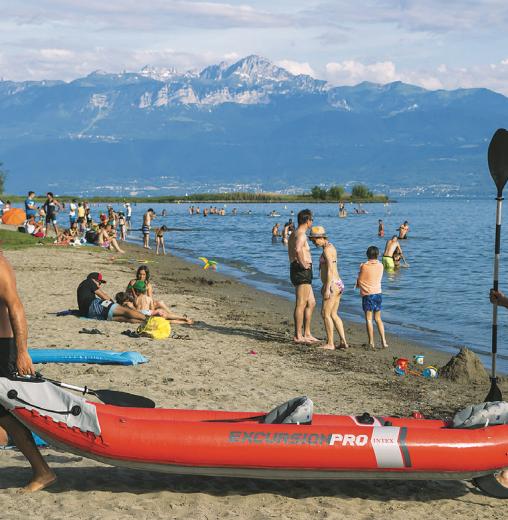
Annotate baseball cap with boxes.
[87,272,107,284]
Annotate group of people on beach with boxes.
[20,192,170,255]
[76,266,193,325]
[287,208,390,350]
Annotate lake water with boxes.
[25,198,508,371]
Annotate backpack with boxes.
[136,316,171,340]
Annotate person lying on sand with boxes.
[131,281,193,325]
[0,254,56,492]
[77,272,146,323]
[309,225,348,350]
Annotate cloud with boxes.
[325,60,397,85]
[306,0,508,34]
[277,60,316,77]
[3,0,293,30]
[323,58,508,96]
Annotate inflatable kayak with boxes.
[0,378,507,498]
[28,349,147,365]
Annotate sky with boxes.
[1,0,508,94]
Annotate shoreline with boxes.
[0,238,506,517]
[127,233,506,374]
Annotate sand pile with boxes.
[439,347,489,384]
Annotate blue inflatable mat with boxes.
[28,349,148,365]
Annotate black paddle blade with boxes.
[93,389,156,408]
[488,128,508,193]
[485,377,503,402]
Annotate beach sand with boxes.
[1,242,507,519]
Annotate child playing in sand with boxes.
[355,245,388,349]
[155,225,168,255]
[131,281,193,324]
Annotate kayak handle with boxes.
[7,389,82,416]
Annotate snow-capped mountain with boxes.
[0,55,507,194]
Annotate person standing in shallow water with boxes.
[0,254,56,491]
[287,209,319,344]
[309,225,348,350]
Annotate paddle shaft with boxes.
[491,191,503,381]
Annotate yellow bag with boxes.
[136,316,171,339]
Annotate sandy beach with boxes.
[1,241,507,519]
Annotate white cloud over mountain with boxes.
[1,1,508,95]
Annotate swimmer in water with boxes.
[398,220,409,239]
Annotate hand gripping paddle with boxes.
[486,128,508,402]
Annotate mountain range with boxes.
[1,55,507,196]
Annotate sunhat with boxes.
[309,225,327,239]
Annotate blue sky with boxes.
[1,0,508,93]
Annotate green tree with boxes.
[351,183,373,199]
[0,162,6,194]
[327,185,345,200]
[310,185,327,200]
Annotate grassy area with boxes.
[0,228,52,250]
[3,192,390,204]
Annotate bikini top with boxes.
[320,244,337,268]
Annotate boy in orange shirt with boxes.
[356,246,388,349]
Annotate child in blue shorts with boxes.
[356,246,388,349]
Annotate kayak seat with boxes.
[451,401,508,429]
[263,396,313,425]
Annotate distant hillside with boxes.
[0,55,506,196]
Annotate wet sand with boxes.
[0,241,507,519]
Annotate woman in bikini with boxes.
[309,225,348,350]
[127,265,173,316]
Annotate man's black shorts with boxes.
[290,261,313,286]
[0,338,17,418]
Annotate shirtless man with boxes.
[398,221,410,239]
[271,223,280,237]
[288,209,318,344]
[142,208,156,249]
[282,219,293,244]
[382,235,404,271]
[0,254,56,491]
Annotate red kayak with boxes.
[1,378,507,498]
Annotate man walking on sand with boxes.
[0,254,56,492]
[288,209,319,344]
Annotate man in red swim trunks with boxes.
[0,253,56,491]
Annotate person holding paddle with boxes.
[0,254,56,492]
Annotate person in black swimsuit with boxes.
[43,192,62,238]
